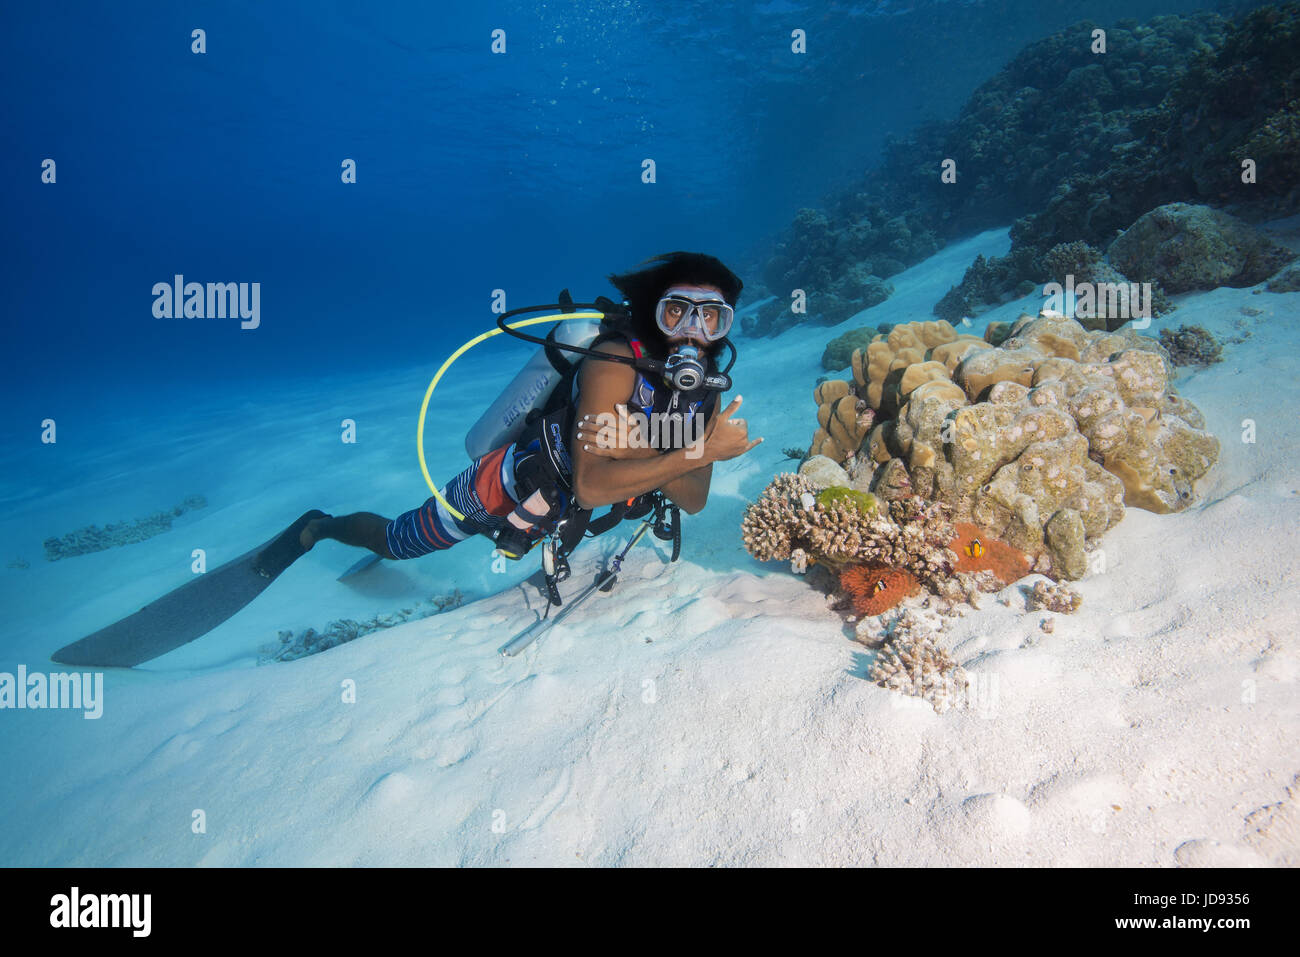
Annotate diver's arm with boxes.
[657,403,717,514]
[570,342,719,510]
[577,408,717,512]
[659,461,712,515]
[571,348,759,510]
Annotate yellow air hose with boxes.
[417,312,604,521]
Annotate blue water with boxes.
[0,0,1243,596]
[2,0,1217,413]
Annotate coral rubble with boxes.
[1159,325,1223,367]
[44,495,209,561]
[1025,579,1083,613]
[263,590,465,663]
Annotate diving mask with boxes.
[654,285,734,343]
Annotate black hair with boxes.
[606,251,743,359]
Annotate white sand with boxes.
[1,228,1297,866]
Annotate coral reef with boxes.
[1107,204,1296,294]
[866,610,969,714]
[933,254,1028,325]
[1025,579,1083,613]
[1268,262,1300,292]
[937,235,1176,330]
[745,10,1288,324]
[800,312,1220,579]
[1042,241,1173,326]
[839,564,920,616]
[821,325,881,371]
[263,590,464,663]
[744,207,914,336]
[44,495,208,561]
[1168,5,1300,213]
[745,4,1300,330]
[746,5,1300,325]
[1159,325,1223,367]
[949,3,1300,310]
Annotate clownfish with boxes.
[965,539,985,559]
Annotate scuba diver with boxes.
[296,251,763,571]
[49,252,761,668]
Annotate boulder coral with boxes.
[1106,203,1295,294]
[801,312,1220,579]
[854,319,989,413]
[821,325,881,371]
[809,379,875,462]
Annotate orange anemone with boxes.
[839,564,920,616]
[948,522,1032,583]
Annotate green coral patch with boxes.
[815,486,878,513]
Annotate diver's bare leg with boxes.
[301,512,397,560]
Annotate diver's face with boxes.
[660,283,724,349]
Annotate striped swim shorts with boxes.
[385,443,527,560]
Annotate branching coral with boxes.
[740,472,818,564]
[867,609,970,714]
[741,475,956,585]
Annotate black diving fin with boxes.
[50,510,328,668]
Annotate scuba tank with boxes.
[465,317,602,459]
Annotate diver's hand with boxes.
[703,395,763,463]
[575,406,659,460]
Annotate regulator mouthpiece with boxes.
[664,344,705,391]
